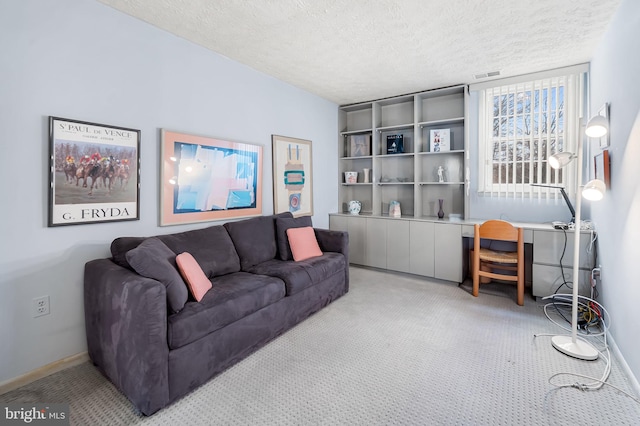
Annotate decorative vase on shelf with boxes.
[437,199,445,219]
[348,200,362,215]
[363,168,371,183]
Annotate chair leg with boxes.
[472,260,479,297]
[516,272,524,306]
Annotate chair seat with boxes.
[478,248,518,263]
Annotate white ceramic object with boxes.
[348,200,361,215]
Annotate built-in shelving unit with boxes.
[338,85,468,219]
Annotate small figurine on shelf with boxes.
[437,166,445,183]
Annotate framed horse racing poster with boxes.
[271,135,313,217]
[48,116,140,226]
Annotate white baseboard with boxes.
[0,352,89,395]
[607,331,640,397]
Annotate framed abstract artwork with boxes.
[48,116,140,226]
[272,135,313,217]
[160,130,262,226]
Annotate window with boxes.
[475,67,587,198]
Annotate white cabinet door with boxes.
[348,216,367,265]
[409,221,435,276]
[366,217,387,269]
[434,223,462,282]
[330,215,367,265]
[329,215,348,233]
[386,220,410,273]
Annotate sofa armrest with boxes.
[315,228,349,291]
[84,258,170,415]
[314,228,348,257]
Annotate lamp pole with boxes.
[550,121,599,360]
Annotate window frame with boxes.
[473,65,588,199]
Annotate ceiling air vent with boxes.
[474,71,501,80]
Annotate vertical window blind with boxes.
[475,66,587,199]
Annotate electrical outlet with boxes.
[33,295,50,318]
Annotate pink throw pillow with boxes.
[286,227,323,261]
[175,252,212,302]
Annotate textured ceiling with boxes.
[97,0,621,105]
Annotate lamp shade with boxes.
[585,115,609,138]
[582,179,606,201]
[549,152,575,169]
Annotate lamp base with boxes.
[551,335,599,360]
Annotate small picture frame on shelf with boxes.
[348,134,371,157]
[386,134,404,154]
[430,129,450,152]
[389,200,401,217]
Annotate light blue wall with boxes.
[0,0,337,383]
[588,0,640,388]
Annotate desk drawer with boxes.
[533,230,595,269]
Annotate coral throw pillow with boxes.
[176,252,212,302]
[286,227,323,261]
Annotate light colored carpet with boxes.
[2,266,639,425]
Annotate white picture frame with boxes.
[272,135,313,217]
[430,129,450,152]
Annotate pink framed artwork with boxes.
[160,130,263,226]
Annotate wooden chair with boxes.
[472,220,524,306]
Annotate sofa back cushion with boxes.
[158,225,240,277]
[110,225,240,278]
[125,237,189,313]
[224,212,292,270]
[275,216,313,261]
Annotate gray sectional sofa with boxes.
[84,212,349,415]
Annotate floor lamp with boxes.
[547,113,608,361]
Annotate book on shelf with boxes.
[348,134,371,157]
[429,129,450,152]
[386,134,404,154]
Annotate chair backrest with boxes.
[475,220,519,242]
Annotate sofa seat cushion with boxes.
[167,272,285,349]
[247,252,345,296]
